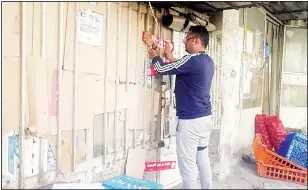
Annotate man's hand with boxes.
[164,43,176,62]
[142,31,154,47]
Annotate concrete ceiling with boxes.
[147,1,308,23]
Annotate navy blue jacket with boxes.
[152,53,215,119]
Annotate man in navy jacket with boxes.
[143,25,215,189]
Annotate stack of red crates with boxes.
[254,114,307,185]
[253,134,307,185]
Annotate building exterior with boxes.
[2,2,307,189]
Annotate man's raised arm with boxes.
[149,55,196,75]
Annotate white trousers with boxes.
[176,116,213,189]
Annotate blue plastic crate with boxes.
[278,132,307,169]
[102,175,163,189]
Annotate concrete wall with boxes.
[217,7,272,180]
[217,9,242,180]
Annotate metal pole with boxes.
[269,22,275,115]
[124,2,132,157]
[277,25,287,115]
[133,3,141,149]
[57,1,64,176]
[155,9,163,183]
[114,2,122,162]
[150,7,156,149]
[142,5,150,149]
[38,2,47,184]
[19,2,27,189]
[263,13,269,115]
[135,3,141,84]
[158,11,164,140]
[72,2,79,172]
[103,2,110,165]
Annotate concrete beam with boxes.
[217,9,242,181]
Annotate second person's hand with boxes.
[142,31,154,47]
[164,43,176,62]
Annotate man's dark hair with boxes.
[189,25,209,49]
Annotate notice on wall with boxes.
[8,136,19,175]
[144,161,176,172]
[244,71,253,94]
[77,8,103,47]
[245,30,254,54]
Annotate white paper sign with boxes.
[245,30,254,54]
[77,8,103,47]
[244,71,253,94]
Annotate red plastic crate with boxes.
[253,134,307,185]
[256,162,307,185]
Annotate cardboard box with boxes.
[48,130,88,174]
[2,57,22,135]
[59,71,99,131]
[2,2,21,56]
[45,2,59,57]
[26,56,50,136]
[126,85,144,130]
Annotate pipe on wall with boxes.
[19,2,27,189]
[114,2,122,162]
[135,4,140,86]
[103,2,110,164]
[156,9,163,183]
[263,13,270,115]
[147,5,155,146]
[38,2,48,184]
[56,1,64,176]
[277,25,287,114]
[133,3,142,149]
[151,8,159,149]
[124,2,132,157]
[72,2,79,172]
[159,10,164,141]
[142,5,151,149]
